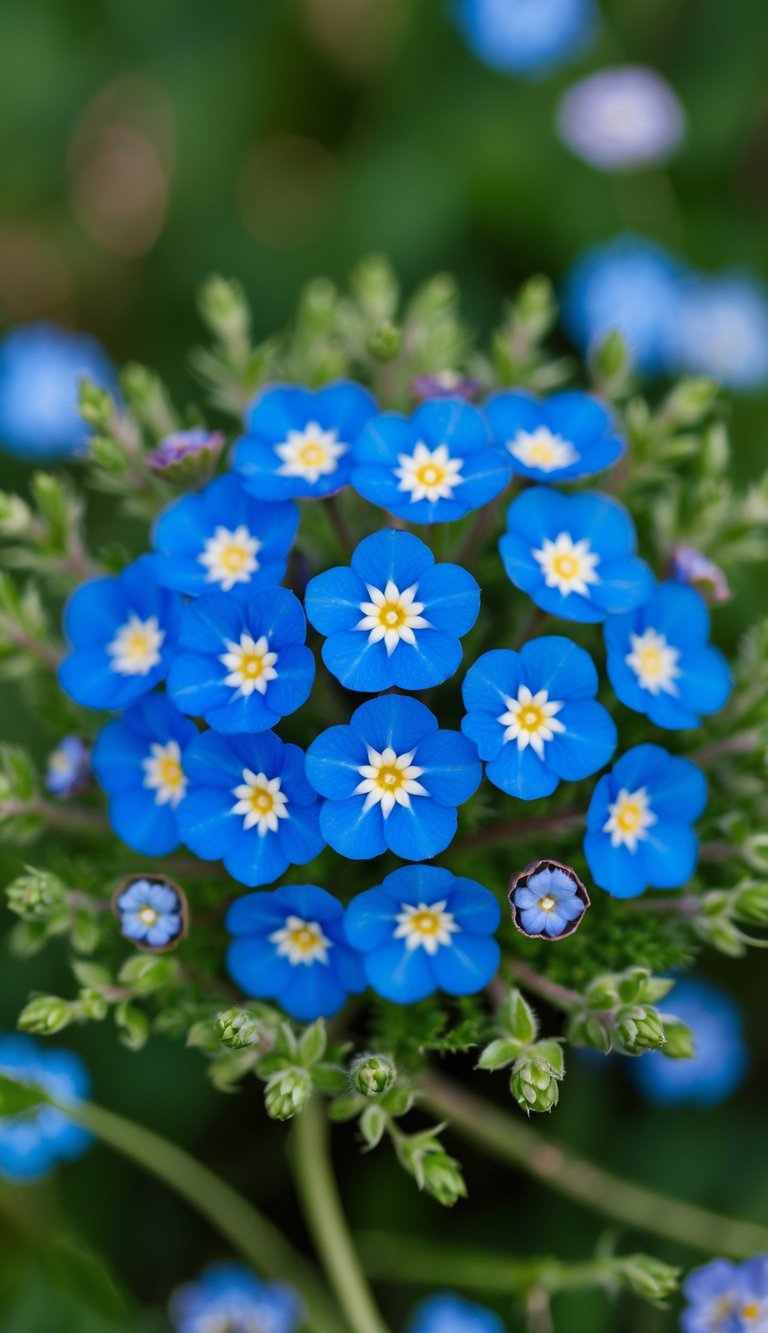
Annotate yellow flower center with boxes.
[159,756,183,789]
[380,603,407,629]
[553,553,577,579]
[377,765,403,789]
[521,705,546,731]
[299,439,326,468]
[241,651,266,678]
[539,895,557,912]
[138,907,159,926]
[251,790,275,814]
[221,542,249,572]
[416,462,445,488]
[742,1303,760,1320]
[637,647,662,678]
[616,800,642,832]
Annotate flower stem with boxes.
[0,798,108,837]
[290,1098,393,1333]
[455,807,584,853]
[507,960,582,1011]
[323,495,355,559]
[418,1071,768,1259]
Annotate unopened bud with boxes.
[367,322,402,362]
[615,1254,680,1305]
[215,1008,263,1049]
[733,881,768,926]
[420,1150,467,1208]
[659,1019,695,1060]
[264,1069,312,1122]
[510,1054,562,1114]
[6,870,68,921]
[616,1005,666,1054]
[350,1054,397,1098]
[18,994,74,1036]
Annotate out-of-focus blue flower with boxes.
[0,1035,91,1181]
[584,744,707,899]
[352,399,510,525]
[500,488,653,623]
[345,866,500,1004]
[631,979,747,1109]
[681,1258,746,1333]
[670,545,731,606]
[305,529,480,692]
[462,637,616,800]
[0,323,117,461]
[561,236,685,373]
[177,730,324,888]
[45,736,91,798]
[227,885,365,1021]
[146,427,224,474]
[557,66,685,171]
[115,876,186,950]
[306,695,481,862]
[167,587,314,733]
[233,381,377,500]
[58,557,181,711]
[452,0,598,78]
[169,1262,301,1333]
[407,1290,505,1333]
[92,693,196,855]
[148,473,298,601]
[733,1258,768,1330]
[673,273,768,391]
[412,371,480,402]
[605,581,732,729]
[485,389,625,484]
[510,863,587,938]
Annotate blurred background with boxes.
[1,0,767,1329]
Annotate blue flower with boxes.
[147,473,298,601]
[561,235,684,373]
[226,885,365,1021]
[556,67,685,172]
[733,1259,768,1330]
[452,0,598,78]
[306,696,481,861]
[114,875,187,950]
[499,488,653,623]
[673,273,768,392]
[58,557,181,711]
[0,322,117,460]
[177,730,324,888]
[462,638,616,799]
[45,736,91,798]
[167,587,314,734]
[630,980,747,1109]
[92,694,196,855]
[485,389,625,484]
[509,861,588,939]
[584,744,707,899]
[344,866,500,1004]
[407,1291,505,1333]
[352,399,510,525]
[680,1259,745,1333]
[604,581,732,730]
[233,380,377,500]
[0,1035,91,1181]
[670,544,731,606]
[305,529,480,692]
[169,1262,300,1333]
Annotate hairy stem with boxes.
[507,960,582,1011]
[456,807,584,853]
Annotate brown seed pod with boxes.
[112,872,189,951]
[508,858,590,941]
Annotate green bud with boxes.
[734,881,768,925]
[6,869,68,921]
[662,377,718,427]
[616,1005,666,1054]
[659,1019,694,1061]
[420,1150,467,1208]
[78,988,109,1022]
[298,1020,327,1068]
[614,1253,680,1306]
[359,1103,387,1150]
[585,974,620,1010]
[118,953,178,995]
[497,988,538,1044]
[514,274,556,339]
[367,322,402,362]
[114,1001,149,1052]
[591,330,631,396]
[18,994,75,1036]
[199,276,251,345]
[350,1054,397,1097]
[567,1010,612,1054]
[78,381,114,430]
[510,1046,563,1114]
[264,1069,312,1122]
[694,912,746,958]
[215,1007,264,1050]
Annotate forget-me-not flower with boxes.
[114,876,187,950]
[673,272,768,392]
[169,1262,301,1333]
[680,1258,756,1333]
[485,389,625,484]
[557,67,685,171]
[509,861,589,939]
[452,0,598,78]
[630,979,747,1108]
[45,736,91,799]
[0,322,117,460]
[0,1035,91,1181]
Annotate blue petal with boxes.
[322,633,396,693]
[350,528,434,589]
[224,829,287,888]
[319,797,387,859]
[177,787,241,860]
[414,562,481,636]
[545,391,614,444]
[462,649,522,716]
[385,798,457,861]
[643,821,699,888]
[350,695,437,752]
[446,880,501,933]
[92,719,148,792]
[651,754,707,821]
[584,834,650,899]
[486,743,559,800]
[644,581,711,644]
[276,802,325,864]
[678,646,732,717]
[498,530,547,596]
[167,652,232,720]
[305,566,366,636]
[278,884,342,922]
[414,729,482,806]
[305,726,367,799]
[226,891,287,935]
[227,937,293,997]
[344,888,399,952]
[545,700,617,780]
[412,399,493,454]
[62,577,123,646]
[588,556,654,613]
[182,730,249,787]
[518,635,599,700]
[388,631,463,691]
[431,935,500,995]
[278,966,348,1022]
[108,791,180,856]
[205,689,281,736]
[364,941,435,1003]
[460,708,506,762]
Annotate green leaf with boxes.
[359,1104,387,1150]
[497,988,538,1044]
[297,1019,327,1068]
[43,1237,130,1323]
[476,1038,522,1072]
[0,1071,48,1116]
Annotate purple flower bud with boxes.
[411,372,480,403]
[147,428,224,481]
[45,736,91,799]
[669,544,731,605]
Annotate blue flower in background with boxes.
[631,979,747,1109]
[177,730,324,888]
[148,473,298,601]
[670,544,731,606]
[45,736,90,798]
[306,695,481,861]
[584,744,707,899]
[0,322,117,461]
[680,1258,749,1333]
[305,529,480,692]
[115,876,186,950]
[352,399,510,525]
[732,1259,768,1330]
[605,581,732,730]
[510,863,587,938]
[556,66,685,172]
[485,389,625,484]
[407,1291,505,1333]
[233,380,377,500]
[167,587,314,734]
[500,488,653,623]
[345,866,500,1004]
[462,638,616,800]
[169,1262,301,1333]
[561,235,685,373]
[58,557,181,711]
[0,1035,91,1181]
[227,885,365,1021]
[452,0,598,77]
[673,273,768,392]
[92,693,195,855]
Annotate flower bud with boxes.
[146,429,224,488]
[510,1053,562,1114]
[78,381,114,429]
[733,881,768,926]
[199,276,250,344]
[350,1054,397,1098]
[17,994,74,1035]
[367,322,402,363]
[567,1010,613,1053]
[614,1253,680,1304]
[215,1007,264,1050]
[659,1019,694,1060]
[420,1150,467,1208]
[616,1005,666,1054]
[264,1069,312,1122]
[6,870,68,921]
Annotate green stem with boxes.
[290,1098,392,1333]
[322,495,355,560]
[0,799,107,837]
[455,807,584,853]
[419,1071,768,1259]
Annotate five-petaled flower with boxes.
[226,885,365,1021]
[499,487,653,622]
[92,693,196,855]
[58,557,181,711]
[169,1262,301,1333]
[305,529,480,691]
[584,743,707,898]
[0,1036,91,1180]
[167,587,314,734]
[679,1257,768,1333]
[485,389,625,484]
[177,730,324,887]
[114,875,187,951]
[509,861,589,939]
[352,399,510,524]
[344,865,500,1004]
[462,637,616,800]
[233,381,377,500]
[306,696,481,861]
[604,580,732,729]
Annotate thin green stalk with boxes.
[419,1071,768,1259]
[290,1098,392,1333]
